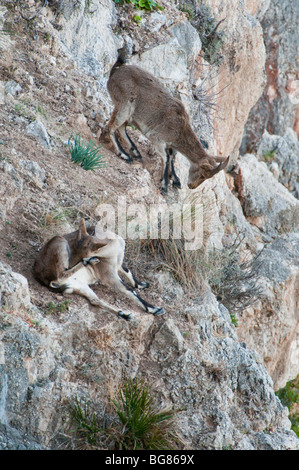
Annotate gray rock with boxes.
[19,159,46,189]
[0,424,44,450]
[26,120,51,148]
[237,233,299,389]
[0,262,297,449]
[0,261,31,311]
[236,154,299,238]
[241,0,299,153]
[257,128,299,199]
[150,319,184,362]
[4,80,22,97]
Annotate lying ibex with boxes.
[103,59,229,193]
[33,219,164,320]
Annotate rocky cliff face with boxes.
[0,0,298,450]
[241,0,299,151]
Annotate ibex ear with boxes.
[77,218,87,239]
[94,240,109,250]
[214,155,230,164]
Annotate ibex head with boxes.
[188,156,229,189]
[73,219,107,259]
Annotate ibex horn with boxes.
[210,156,230,176]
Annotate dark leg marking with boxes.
[161,151,170,195]
[125,127,142,160]
[118,311,132,321]
[114,132,133,163]
[170,152,181,188]
[122,265,149,290]
[121,280,165,316]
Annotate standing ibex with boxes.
[103,58,229,193]
[33,219,164,320]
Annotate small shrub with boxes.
[134,14,142,24]
[68,133,107,171]
[40,207,77,228]
[276,376,299,438]
[110,379,183,450]
[71,397,103,447]
[126,235,263,313]
[189,2,226,65]
[263,147,278,162]
[45,300,70,314]
[201,238,264,312]
[69,379,183,450]
[113,0,163,11]
[229,312,238,327]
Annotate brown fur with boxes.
[104,63,229,192]
[33,219,164,320]
[33,219,108,286]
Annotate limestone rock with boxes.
[19,160,47,190]
[0,262,31,312]
[150,319,185,362]
[205,0,267,160]
[26,120,51,148]
[241,0,299,152]
[4,81,22,97]
[235,154,299,239]
[53,0,120,78]
[0,424,43,450]
[0,0,298,452]
[237,233,299,390]
[256,128,299,199]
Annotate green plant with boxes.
[263,147,278,162]
[45,300,70,314]
[229,312,238,327]
[40,207,78,227]
[177,1,194,19]
[276,378,299,410]
[114,0,163,11]
[69,379,182,450]
[134,14,142,23]
[71,397,102,446]
[110,379,182,450]
[189,2,226,65]
[200,238,263,312]
[68,134,107,171]
[276,376,299,438]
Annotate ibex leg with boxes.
[116,125,142,160]
[119,265,149,290]
[107,106,134,162]
[103,271,164,316]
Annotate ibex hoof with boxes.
[118,311,132,321]
[132,149,142,160]
[118,152,133,164]
[173,180,182,189]
[137,281,149,290]
[151,307,165,316]
[83,257,100,265]
[50,281,60,289]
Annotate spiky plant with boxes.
[110,379,182,450]
[71,397,102,446]
[68,133,107,171]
